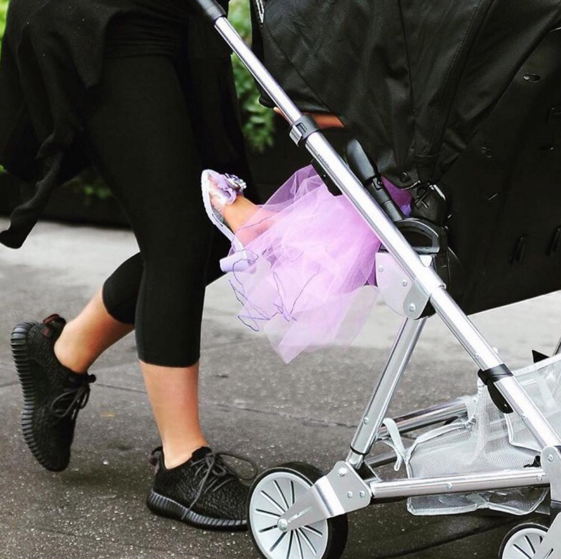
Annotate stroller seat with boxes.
[440,27,561,314]
[251,0,561,316]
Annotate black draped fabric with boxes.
[254,0,561,187]
[0,0,242,249]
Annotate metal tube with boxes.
[365,451,405,469]
[375,397,470,441]
[213,16,561,450]
[364,399,470,469]
[349,318,426,462]
[369,469,549,500]
[366,396,473,468]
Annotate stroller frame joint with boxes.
[376,253,436,319]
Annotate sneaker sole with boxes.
[11,321,67,472]
[146,490,247,532]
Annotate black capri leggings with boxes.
[79,15,257,368]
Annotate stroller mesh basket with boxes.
[403,355,561,516]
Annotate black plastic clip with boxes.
[478,365,514,414]
[289,115,320,148]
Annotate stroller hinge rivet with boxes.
[402,280,408,287]
[409,304,417,313]
[446,483,453,490]
[364,417,370,425]
[359,491,366,498]
[338,467,348,477]
[548,454,555,463]
[347,492,353,499]
[378,266,384,273]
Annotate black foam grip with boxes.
[192,0,226,22]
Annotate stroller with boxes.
[195,1,561,557]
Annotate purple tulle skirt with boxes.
[222,165,413,363]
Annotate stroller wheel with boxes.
[248,462,349,559]
[499,522,549,559]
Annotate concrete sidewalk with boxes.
[0,217,558,559]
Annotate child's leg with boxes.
[222,196,260,233]
[206,173,276,242]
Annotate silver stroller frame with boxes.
[195,2,561,557]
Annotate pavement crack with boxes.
[93,381,359,429]
[0,381,19,389]
[377,516,521,559]
[203,398,358,430]
[4,522,217,559]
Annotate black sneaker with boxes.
[146,446,258,531]
[10,313,96,472]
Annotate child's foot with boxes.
[10,314,96,472]
[146,446,257,531]
[201,170,249,243]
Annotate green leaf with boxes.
[229,0,276,153]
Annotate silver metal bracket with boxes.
[278,461,371,531]
[288,115,320,148]
[542,446,561,502]
[377,253,440,319]
[533,446,561,559]
[534,513,561,559]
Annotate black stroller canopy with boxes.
[257,0,561,187]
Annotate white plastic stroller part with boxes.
[398,355,561,516]
[500,524,549,559]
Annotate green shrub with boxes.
[229,0,276,154]
[0,0,7,173]
[0,0,7,37]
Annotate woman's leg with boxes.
[81,53,227,467]
[51,251,143,373]
[53,287,134,373]
[53,226,230,373]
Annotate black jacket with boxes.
[0,0,242,249]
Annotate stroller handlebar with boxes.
[191,0,226,22]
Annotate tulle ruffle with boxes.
[222,165,412,363]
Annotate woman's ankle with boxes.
[53,320,92,373]
[163,439,209,469]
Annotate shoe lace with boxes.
[186,450,258,515]
[48,373,96,422]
